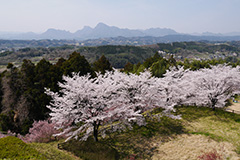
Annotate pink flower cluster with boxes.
[0,120,65,143]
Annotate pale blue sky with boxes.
[0,0,239,34]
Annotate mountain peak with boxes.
[95,22,109,29]
[41,28,72,39]
[83,26,92,30]
[44,28,71,34]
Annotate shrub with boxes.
[1,120,68,143]
[22,120,58,143]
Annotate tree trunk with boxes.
[211,98,217,111]
[93,121,99,142]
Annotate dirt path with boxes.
[226,101,240,114]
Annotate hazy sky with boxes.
[0,0,239,34]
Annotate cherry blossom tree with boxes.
[159,66,192,108]
[181,65,240,110]
[46,70,175,142]
[21,120,59,143]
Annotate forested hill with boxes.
[0,41,240,69]
[75,45,156,68]
[0,45,156,68]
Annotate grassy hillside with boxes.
[59,106,240,160]
[1,106,240,159]
[0,136,82,160]
[29,141,82,160]
[0,136,46,159]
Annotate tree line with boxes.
[0,50,240,135]
[121,53,240,77]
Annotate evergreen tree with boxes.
[62,51,93,77]
[21,59,35,88]
[123,62,134,73]
[151,58,169,77]
[92,55,113,74]
[143,52,161,69]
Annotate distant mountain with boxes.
[0,23,179,40]
[224,32,240,36]
[143,28,177,37]
[74,22,146,39]
[201,32,223,36]
[0,32,38,40]
[74,22,178,39]
[40,28,73,39]
[1,23,240,41]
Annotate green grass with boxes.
[0,136,81,160]
[61,106,240,159]
[189,131,225,142]
[235,145,240,154]
[2,106,240,159]
[61,138,119,160]
[185,115,240,145]
[61,114,185,160]
[235,95,240,101]
[175,105,240,123]
[0,136,47,160]
[29,140,81,160]
[175,106,240,158]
